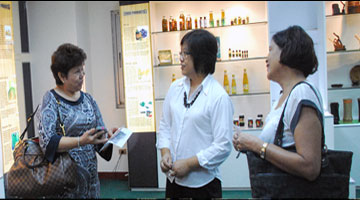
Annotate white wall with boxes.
[26,1,127,172]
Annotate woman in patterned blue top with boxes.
[37,43,113,198]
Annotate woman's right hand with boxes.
[80,128,108,145]
[160,148,172,173]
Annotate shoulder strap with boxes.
[20,105,40,140]
[273,81,325,149]
[54,96,66,136]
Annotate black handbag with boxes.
[246,81,353,198]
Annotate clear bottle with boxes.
[231,74,237,95]
[172,74,176,82]
[186,14,192,30]
[162,16,168,32]
[221,9,225,26]
[223,70,230,94]
[204,16,208,28]
[243,68,249,94]
[209,11,214,27]
[200,17,203,29]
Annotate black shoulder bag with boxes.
[246,81,353,198]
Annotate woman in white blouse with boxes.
[157,29,234,198]
[233,25,323,181]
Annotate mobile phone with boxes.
[94,126,107,139]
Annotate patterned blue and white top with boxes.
[37,89,105,198]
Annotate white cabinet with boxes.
[150,1,269,188]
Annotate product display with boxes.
[248,118,254,128]
[221,9,225,26]
[209,11,214,27]
[343,99,353,123]
[256,114,263,128]
[239,115,245,127]
[162,16,168,32]
[243,68,249,94]
[223,70,230,94]
[330,102,340,124]
[231,74,237,95]
[172,74,176,82]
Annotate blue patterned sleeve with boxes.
[37,91,63,163]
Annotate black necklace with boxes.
[183,90,202,108]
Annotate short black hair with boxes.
[272,25,318,77]
[180,29,217,75]
[50,43,87,85]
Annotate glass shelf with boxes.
[334,120,360,128]
[328,86,360,91]
[155,91,270,101]
[326,12,360,18]
[151,21,268,35]
[154,56,267,68]
[327,49,360,55]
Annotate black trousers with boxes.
[165,178,222,199]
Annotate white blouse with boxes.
[259,81,324,147]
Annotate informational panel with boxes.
[120,2,155,133]
[0,1,20,173]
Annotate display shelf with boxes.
[334,120,360,128]
[328,86,360,91]
[327,49,360,55]
[155,91,270,101]
[151,21,268,35]
[154,56,267,68]
[326,12,360,18]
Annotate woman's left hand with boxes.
[232,131,262,152]
[170,159,191,178]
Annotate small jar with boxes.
[248,118,254,128]
[256,114,263,128]
[239,115,245,127]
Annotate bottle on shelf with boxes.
[200,17,203,29]
[209,11,214,27]
[162,16,168,32]
[256,114,263,128]
[195,18,198,29]
[231,74,237,95]
[238,16,242,25]
[172,74,176,82]
[243,68,249,94]
[204,16,208,28]
[169,16,173,31]
[173,18,178,31]
[223,70,230,94]
[186,14,192,30]
[221,9,225,26]
[179,11,185,31]
[228,48,232,59]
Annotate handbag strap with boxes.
[20,105,40,140]
[273,81,325,150]
[54,96,66,136]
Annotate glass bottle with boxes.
[200,17,203,29]
[343,99,353,123]
[236,50,239,57]
[243,68,249,94]
[209,11,214,27]
[239,115,245,127]
[172,74,176,82]
[186,14,192,30]
[195,18,198,29]
[221,9,225,26]
[204,16,208,28]
[169,16,173,31]
[238,16,242,25]
[228,48,232,59]
[173,18,177,31]
[231,74,237,95]
[162,16,168,32]
[256,114,263,128]
[223,70,230,94]
[179,11,185,31]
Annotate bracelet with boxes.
[77,136,80,148]
[260,142,268,159]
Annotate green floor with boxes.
[100,179,360,199]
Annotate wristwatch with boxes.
[260,142,269,159]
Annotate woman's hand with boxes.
[232,128,262,152]
[160,149,172,173]
[80,128,108,145]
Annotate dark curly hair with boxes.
[272,25,318,78]
[50,43,87,85]
[180,29,217,75]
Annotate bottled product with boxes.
[243,68,249,94]
[228,48,232,59]
[209,11,214,27]
[248,118,254,128]
[238,16,241,25]
[223,70,230,94]
[343,99,353,123]
[239,115,245,127]
[169,16,173,31]
[179,11,185,30]
[172,74,176,82]
[221,9,225,26]
[216,19,220,27]
[200,17,203,29]
[195,18,198,29]
[231,74,237,95]
[173,18,177,31]
[162,16,168,32]
[256,114,263,128]
[246,16,249,24]
[186,15,192,30]
[204,17,208,28]
[236,50,239,57]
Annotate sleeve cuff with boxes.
[196,151,207,168]
[44,134,62,163]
